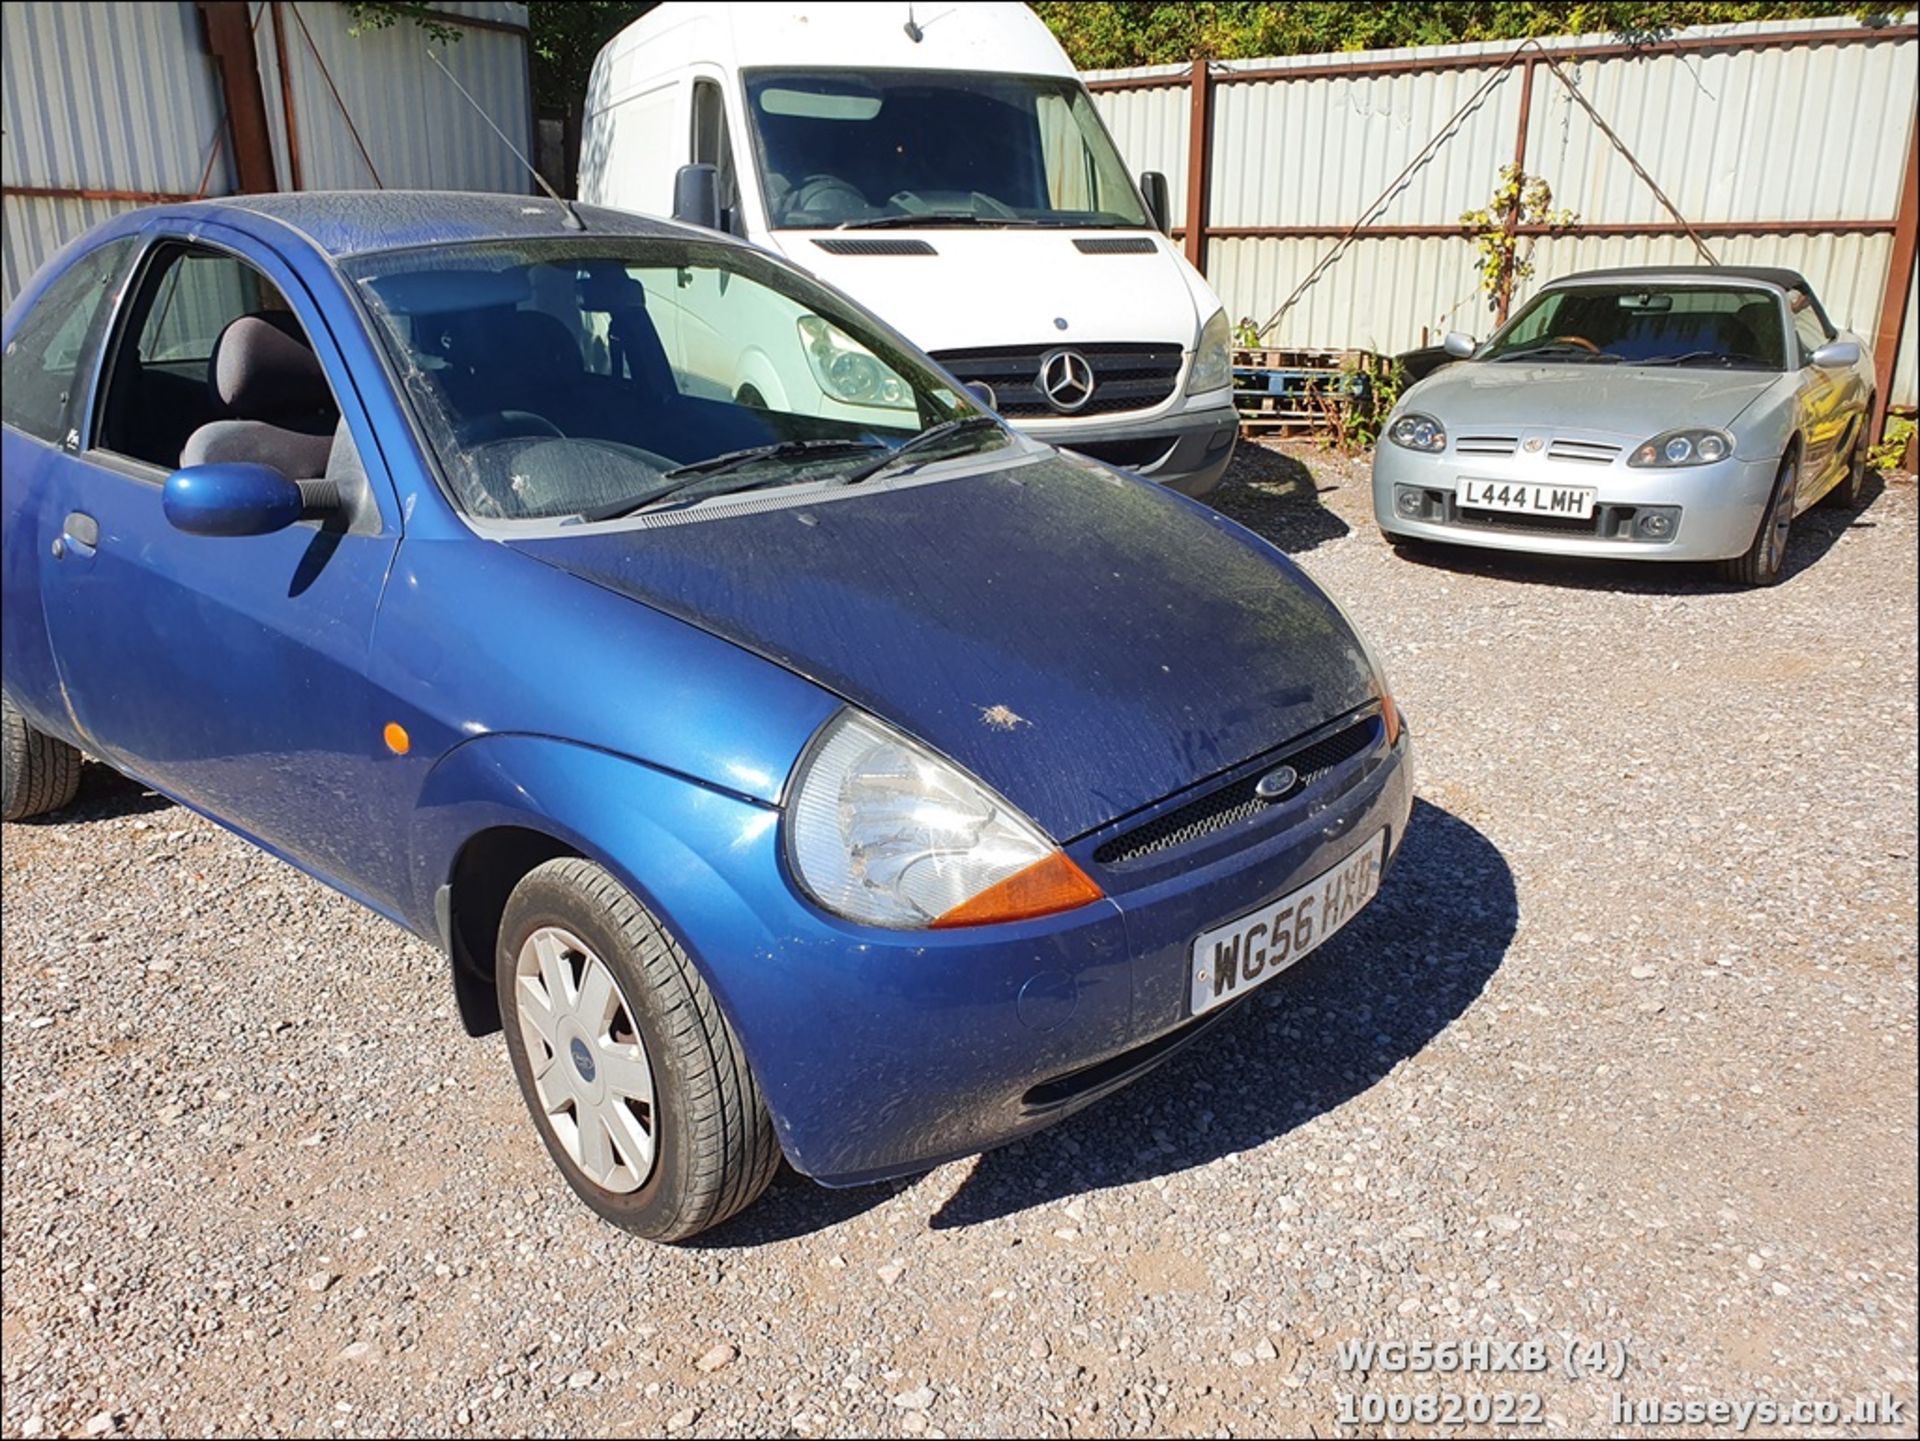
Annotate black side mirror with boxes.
[1139,171,1171,236]
[673,163,722,231]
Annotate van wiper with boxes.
[838,415,1003,486]
[575,438,882,522]
[838,213,1038,230]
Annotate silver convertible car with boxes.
[1372,266,1876,585]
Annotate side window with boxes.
[98,245,339,473]
[1,238,136,444]
[690,78,740,228]
[1787,290,1829,364]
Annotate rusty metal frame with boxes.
[1871,114,1918,441]
[269,1,303,190]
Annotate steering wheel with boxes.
[454,410,564,447]
[790,174,868,221]
[1550,335,1600,352]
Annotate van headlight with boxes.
[1186,308,1232,395]
[797,315,912,409]
[786,710,1103,929]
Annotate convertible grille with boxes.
[1548,438,1622,464]
[931,342,1183,419]
[1455,434,1519,456]
[1092,715,1381,866]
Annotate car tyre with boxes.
[497,857,779,1240]
[1719,454,1797,587]
[1,693,84,822]
[1822,415,1869,510]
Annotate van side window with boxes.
[691,78,740,229]
[1,238,136,445]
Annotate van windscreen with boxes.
[743,69,1151,231]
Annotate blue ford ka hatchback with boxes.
[1,194,1412,1239]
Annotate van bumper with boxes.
[1035,402,1240,497]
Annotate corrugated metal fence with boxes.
[2,1,530,306]
[1086,12,1920,415]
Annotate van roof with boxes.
[592,1,1077,92]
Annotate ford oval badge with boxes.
[1255,765,1298,800]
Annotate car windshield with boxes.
[1479,285,1788,369]
[344,237,1001,522]
[744,68,1150,230]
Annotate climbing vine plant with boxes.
[1460,163,1577,310]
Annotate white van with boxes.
[578,1,1238,494]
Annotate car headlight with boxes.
[786,710,1104,929]
[1186,308,1232,394]
[1386,412,1447,453]
[797,315,913,409]
[1628,428,1733,467]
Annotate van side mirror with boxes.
[673,163,722,231]
[163,463,306,537]
[1809,339,1860,370]
[1138,171,1171,235]
[1442,331,1478,359]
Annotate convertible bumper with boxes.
[1372,444,1781,562]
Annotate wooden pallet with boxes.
[1231,347,1388,444]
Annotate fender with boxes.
[409,731,793,1050]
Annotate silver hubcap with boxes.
[514,926,657,1192]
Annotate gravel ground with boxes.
[3,443,1915,1439]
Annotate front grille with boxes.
[1063,435,1174,470]
[810,237,936,256]
[1452,507,1601,536]
[1548,438,1622,464]
[1073,237,1158,254]
[1455,434,1519,456]
[1093,715,1381,866]
[931,341,1183,419]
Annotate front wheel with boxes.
[1720,455,1797,587]
[2,693,84,822]
[497,858,779,1240]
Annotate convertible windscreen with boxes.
[344,238,996,522]
[744,69,1149,230]
[1481,286,1789,369]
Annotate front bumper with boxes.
[1025,400,1240,497]
[1371,442,1779,562]
[678,715,1413,1186]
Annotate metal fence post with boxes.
[1495,58,1536,325]
[1872,114,1917,442]
[1185,57,1211,274]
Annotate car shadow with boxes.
[15,760,174,825]
[696,798,1514,1246]
[1387,469,1888,594]
[1207,442,1353,556]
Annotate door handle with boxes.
[53,511,99,560]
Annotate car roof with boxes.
[143,190,715,260]
[1542,264,1812,295]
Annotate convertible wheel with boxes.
[1822,418,1869,510]
[1720,455,1797,587]
[1,693,83,822]
[497,857,779,1240]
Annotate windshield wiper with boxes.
[575,438,883,523]
[1638,351,1768,368]
[1491,344,1623,364]
[837,213,1038,230]
[838,415,1003,486]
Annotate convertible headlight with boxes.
[1386,412,1447,453]
[786,710,1103,929]
[1629,428,1733,467]
[1186,308,1232,394]
[797,315,913,409]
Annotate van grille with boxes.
[931,342,1183,418]
[810,237,936,256]
[1092,715,1381,866]
[1073,237,1158,255]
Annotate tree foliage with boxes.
[526,2,655,119]
[1031,2,1883,68]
